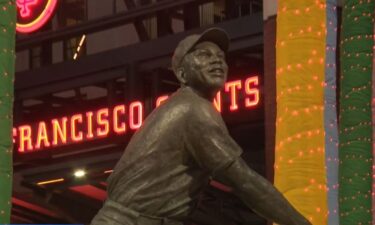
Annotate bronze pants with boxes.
[90,199,182,225]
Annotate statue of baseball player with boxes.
[91,28,312,225]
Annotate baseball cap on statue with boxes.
[172,27,229,74]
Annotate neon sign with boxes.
[17,0,39,17]
[16,0,58,33]
[13,76,260,153]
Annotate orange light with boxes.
[97,108,110,137]
[35,122,50,149]
[104,170,113,174]
[129,101,144,130]
[113,105,126,134]
[18,125,33,152]
[74,169,86,178]
[37,178,64,185]
[156,95,169,107]
[71,114,83,142]
[225,80,242,111]
[245,76,260,108]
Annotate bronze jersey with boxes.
[95,87,242,224]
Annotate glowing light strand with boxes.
[0,0,16,223]
[275,1,328,223]
[339,0,374,224]
[372,2,375,220]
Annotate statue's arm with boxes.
[186,106,310,225]
[216,158,312,225]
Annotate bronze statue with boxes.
[90,28,312,225]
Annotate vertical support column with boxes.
[372,4,375,221]
[275,1,327,224]
[339,0,374,224]
[324,1,339,224]
[41,22,53,66]
[125,63,145,132]
[106,80,116,107]
[122,0,150,41]
[125,63,142,102]
[157,0,172,37]
[225,0,239,19]
[0,0,16,223]
[157,13,172,37]
[151,69,162,109]
[263,0,277,183]
[184,2,200,29]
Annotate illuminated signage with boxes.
[13,76,260,153]
[16,0,58,33]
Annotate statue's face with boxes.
[181,41,228,96]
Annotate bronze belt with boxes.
[91,199,182,225]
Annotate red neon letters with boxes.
[18,125,33,152]
[129,102,143,130]
[35,122,50,149]
[14,76,260,153]
[113,105,126,134]
[71,114,84,142]
[52,118,67,146]
[86,112,94,139]
[245,76,260,107]
[213,91,222,112]
[225,80,242,111]
[97,108,110,137]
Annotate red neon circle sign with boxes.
[16,0,57,33]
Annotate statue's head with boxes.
[172,28,229,99]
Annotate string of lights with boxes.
[0,0,15,223]
[339,0,374,224]
[276,1,328,224]
[372,9,375,222]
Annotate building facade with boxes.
[12,0,266,224]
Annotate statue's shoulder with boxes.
[153,89,196,115]
[161,88,219,120]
